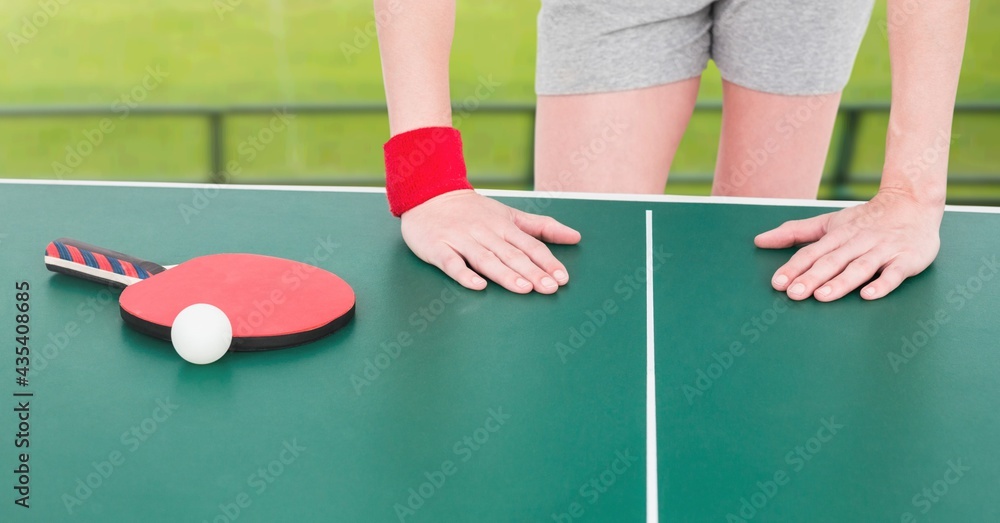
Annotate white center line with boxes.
[646,209,659,523]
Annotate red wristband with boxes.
[384,127,474,217]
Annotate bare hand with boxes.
[400,190,582,294]
[754,188,944,301]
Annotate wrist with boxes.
[878,180,947,209]
[881,127,951,207]
[384,127,474,217]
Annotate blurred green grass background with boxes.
[0,0,998,200]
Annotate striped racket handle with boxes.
[44,238,167,288]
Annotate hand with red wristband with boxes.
[385,127,581,294]
[376,0,579,293]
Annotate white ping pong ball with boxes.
[171,304,233,365]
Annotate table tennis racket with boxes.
[44,238,355,351]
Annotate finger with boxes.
[479,232,560,294]
[769,233,845,293]
[513,211,582,245]
[785,239,876,300]
[505,228,570,285]
[861,260,915,300]
[754,214,831,250]
[451,239,534,294]
[813,250,886,302]
[429,246,487,291]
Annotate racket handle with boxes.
[44,238,167,288]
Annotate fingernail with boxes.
[863,286,875,297]
[471,276,486,286]
[789,283,805,296]
[553,270,568,282]
[773,274,788,287]
[541,277,557,289]
[516,278,531,289]
[818,285,831,297]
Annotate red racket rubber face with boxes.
[119,254,355,351]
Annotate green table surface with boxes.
[0,182,996,522]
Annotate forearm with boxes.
[883,0,969,205]
[375,0,455,136]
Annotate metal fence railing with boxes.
[1,102,998,203]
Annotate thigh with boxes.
[535,79,701,194]
[710,0,872,198]
[713,81,841,198]
[534,0,711,193]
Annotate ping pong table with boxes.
[1,180,998,522]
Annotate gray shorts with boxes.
[536,0,875,96]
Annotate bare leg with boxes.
[713,81,841,198]
[534,78,701,194]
